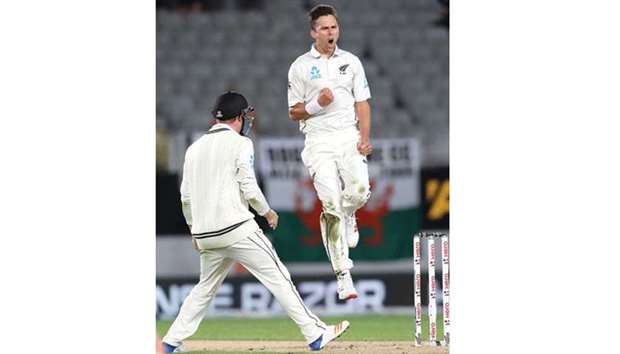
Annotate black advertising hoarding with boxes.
[156,172,271,235]
[156,272,445,319]
[420,166,449,230]
[156,172,188,234]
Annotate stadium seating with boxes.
[156,0,448,166]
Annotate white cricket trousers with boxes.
[301,128,371,274]
[163,230,326,346]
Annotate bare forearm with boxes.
[288,103,310,121]
[355,101,371,141]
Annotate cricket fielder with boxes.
[161,92,349,352]
[287,5,372,301]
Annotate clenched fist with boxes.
[265,209,279,230]
[317,88,334,107]
[357,139,373,156]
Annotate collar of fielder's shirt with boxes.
[209,123,235,132]
[310,44,343,59]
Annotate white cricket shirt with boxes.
[288,45,371,138]
[180,124,271,249]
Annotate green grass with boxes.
[157,314,444,342]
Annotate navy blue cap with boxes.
[211,91,249,120]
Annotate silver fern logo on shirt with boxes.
[339,64,349,75]
[310,66,321,80]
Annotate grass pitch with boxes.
[157,314,446,353]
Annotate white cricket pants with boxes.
[162,230,326,346]
[301,128,371,273]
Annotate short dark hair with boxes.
[309,4,338,30]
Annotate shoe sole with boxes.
[338,292,358,301]
[345,293,357,300]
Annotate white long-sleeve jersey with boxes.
[180,123,271,249]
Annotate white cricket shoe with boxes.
[308,320,351,351]
[336,270,358,300]
[345,215,359,248]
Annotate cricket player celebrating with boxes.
[288,4,372,301]
[161,92,349,352]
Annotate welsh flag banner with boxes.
[256,138,422,261]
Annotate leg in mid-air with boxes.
[230,230,350,350]
[162,251,235,353]
[337,140,371,248]
[302,144,358,300]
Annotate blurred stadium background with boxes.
[156,0,449,320]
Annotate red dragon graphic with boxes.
[294,179,394,246]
